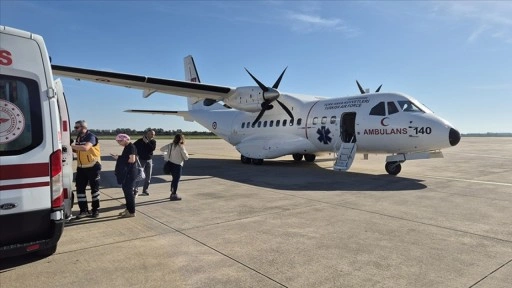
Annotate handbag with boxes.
[135,158,146,181]
[163,143,173,175]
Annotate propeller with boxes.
[245,67,293,127]
[356,80,382,94]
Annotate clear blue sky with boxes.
[2,1,511,133]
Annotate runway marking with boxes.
[425,176,512,187]
[468,258,512,288]
[446,152,512,159]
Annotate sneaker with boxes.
[91,210,100,218]
[118,209,135,218]
[141,191,149,196]
[170,194,182,201]
[133,192,138,198]
[76,211,90,219]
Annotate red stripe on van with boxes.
[0,163,49,180]
[0,181,50,191]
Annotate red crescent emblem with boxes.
[380,117,389,126]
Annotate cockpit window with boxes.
[397,100,424,112]
[369,102,386,116]
[387,102,399,115]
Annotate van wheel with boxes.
[36,244,57,257]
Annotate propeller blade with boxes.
[245,68,268,92]
[356,80,365,94]
[276,99,294,121]
[272,67,288,89]
[375,84,382,92]
[252,108,266,127]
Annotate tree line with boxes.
[73,128,216,137]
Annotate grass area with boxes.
[97,134,220,140]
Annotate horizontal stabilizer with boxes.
[124,109,193,121]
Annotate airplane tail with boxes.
[184,55,226,111]
[184,55,203,110]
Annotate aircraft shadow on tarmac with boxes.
[147,157,427,192]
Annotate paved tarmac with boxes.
[1,137,511,288]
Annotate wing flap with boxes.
[52,64,234,100]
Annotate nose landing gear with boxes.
[385,161,402,176]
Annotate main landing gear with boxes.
[385,161,402,176]
[241,155,263,165]
[292,153,316,162]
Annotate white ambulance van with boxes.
[0,26,74,258]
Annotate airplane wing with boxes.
[51,65,235,100]
[124,109,194,121]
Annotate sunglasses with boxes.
[74,126,81,129]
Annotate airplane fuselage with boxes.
[189,92,460,160]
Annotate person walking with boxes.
[164,134,189,201]
[71,120,101,218]
[112,134,137,218]
[133,129,156,197]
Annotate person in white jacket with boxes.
[161,134,189,201]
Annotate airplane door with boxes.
[341,112,356,143]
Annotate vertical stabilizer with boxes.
[184,55,202,110]
[184,55,225,111]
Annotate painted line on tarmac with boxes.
[425,176,512,187]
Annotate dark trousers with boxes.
[122,176,136,214]
[169,162,182,194]
[135,159,152,193]
[76,163,101,212]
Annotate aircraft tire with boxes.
[292,153,303,161]
[385,161,401,175]
[304,154,316,162]
[241,155,252,164]
[251,158,264,165]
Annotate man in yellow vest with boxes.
[71,120,102,218]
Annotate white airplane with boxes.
[52,56,460,175]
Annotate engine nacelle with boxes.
[223,86,266,112]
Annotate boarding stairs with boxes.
[333,138,357,171]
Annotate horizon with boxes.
[2,1,512,133]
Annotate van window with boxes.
[0,76,43,156]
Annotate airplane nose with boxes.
[449,128,461,146]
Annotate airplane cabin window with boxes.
[330,116,336,124]
[257,121,262,128]
[321,117,327,124]
[312,117,318,125]
[370,102,386,116]
[276,120,280,127]
[242,122,245,128]
[283,119,287,126]
[289,119,294,126]
[269,120,274,127]
[247,122,251,128]
[297,118,302,126]
[263,121,267,127]
[397,100,423,112]
[387,102,399,115]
